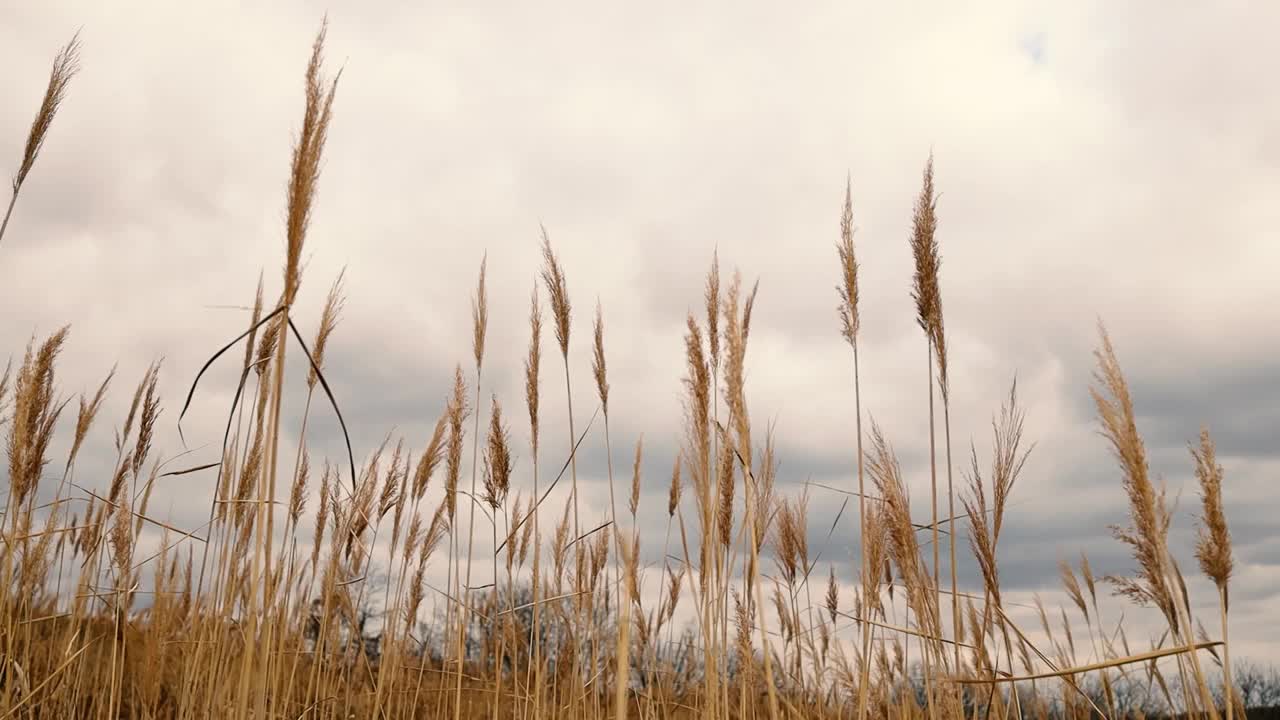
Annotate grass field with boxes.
[0,21,1266,720]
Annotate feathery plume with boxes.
[110,501,132,578]
[1061,558,1088,621]
[1091,323,1176,623]
[7,327,71,506]
[681,315,711,491]
[722,271,756,466]
[717,439,735,548]
[412,411,448,501]
[909,153,947,390]
[11,32,82,194]
[667,455,682,518]
[863,505,888,617]
[592,300,609,415]
[66,366,114,472]
[443,366,469,521]
[1080,552,1098,607]
[472,254,488,370]
[283,19,341,307]
[289,449,311,524]
[378,439,404,519]
[307,268,346,389]
[826,566,840,624]
[630,436,643,517]
[706,251,721,371]
[1190,428,1233,593]
[241,273,266,373]
[255,304,281,377]
[311,463,331,567]
[519,497,535,567]
[130,362,162,480]
[403,511,423,567]
[481,396,513,509]
[866,422,939,640]
[539,227,571,359]
[422,500,450,564]
[526,285,543,452]
[1192,427,1237,720]
[837,173,860,346]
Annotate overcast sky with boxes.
[3,1,1277,667]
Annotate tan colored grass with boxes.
[282,20,340,308]
[1092,323,1220,719]
[0,36,1255,718]
[523,282,545,719]
[539,229,571,360]
[667,455,682,519]
[307,268,346,390]
[909,154,946,385]
[2,32,81,249]
[1191,428,1232,593]
[1192,427,1236,720]
[837,174,860,347]
[908,155,961,720]
[1091,324,1177,624]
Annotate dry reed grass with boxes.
[0,18,1255,720]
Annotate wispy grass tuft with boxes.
[3,32,82,249]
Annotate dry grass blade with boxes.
[834,611,975,651]
[72,483,207,544]
[159,461,221,479]
[285,316,357,491]
[956,642,1223,684]
[177,305,286,445]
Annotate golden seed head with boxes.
[1191,427,1233,594]
[308,268,346,389]
[14,32,81,193]
[592,300,609,414]
[539,228,572,359]
[472,254,488,370]
[837,174,860,346]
